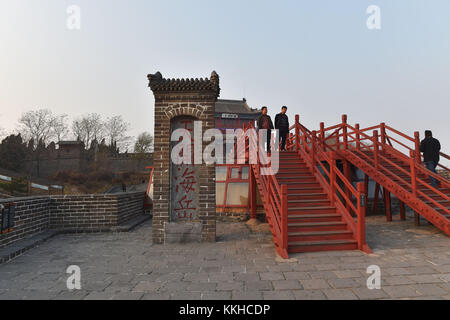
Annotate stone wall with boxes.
[0,192,146,249]
[24,155,153,178]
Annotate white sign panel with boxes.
[221,113,238,119]
[31,183,49,191]
[0,175,12,182]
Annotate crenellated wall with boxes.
[0,192,146,250]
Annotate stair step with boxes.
[288,199,331,203]
[288,239,358,253]
[289,206,336,211]
[288,221,348,232]
[288,214,341,223]
[288,230,354,242]
[288,200,331,208]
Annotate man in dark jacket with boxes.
[257,106,274,152]
[420,130,441,188]
[275,106,290,151]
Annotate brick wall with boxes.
[50,195,118,231]
[117,192,147,225]
[0,197,51,249]
[0,192,145,249]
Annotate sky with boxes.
[0,0,449,158]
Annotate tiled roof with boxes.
[215,99,261,116]
[147,71,220,96]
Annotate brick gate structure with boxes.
[148,71,220,244]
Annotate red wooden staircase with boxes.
[240,113,449,259]
[242,121,370,258]
[276,151,360,253]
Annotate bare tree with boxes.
[72,113,104,148]
[18,109,56,147]
[52,114,69,142]
[0,126,6,141]
[104,115,132,151]
[134,132,154,153]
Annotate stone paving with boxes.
[0,214,449,300]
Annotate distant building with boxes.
[57,141,85,159]
[214,99,263,217]
[215,98,261,132]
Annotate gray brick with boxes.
[328,278,360,289]
[141,293,171,300]
[234,273,260,282]
[412,284,448,296]
[232,291,263,300]
[111,292,144,300]
[384,268,413,276]
[171,292,202,300]
[407,274,442,284]
[385,276,416,285]
[216,282,243,291]
[83,291,114,300]
[406,266,437,275]
[259,272,285,281]
[263,290,295,300]
[244,281,273,291]
[300,279,330,290]
[186,283,217,292]
[208,273,234,282]
[383,285,422,298]
[272,280,303,290]
[292,290,327,300]
[323,289,358,300]
[353,287,389,300]
[308,271,339,280]
[283,272,311,280]
[132,281,162,292]
[202,292,232,300]
[333,270,365,278]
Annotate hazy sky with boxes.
[0,0,449,156]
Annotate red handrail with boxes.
[315,118,449,220]
[237,122,289,258]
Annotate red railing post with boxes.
[329,151,336,204]
[249,165,257,219]
[355,123,361,151]
[373,130,379,170]
[409,150,417,197]
[295,115,300,151]
[320,122,325,150]
[380,122,386,151]
[311,131,317,171]
[357,182,366,251]
[342,115,348,149]
[414,131,421,164]
[281,184,288,251]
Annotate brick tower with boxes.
[148,71,220,244]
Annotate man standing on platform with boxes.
[420,130,441,188]
[275,106,290,151]
[257,106,274,153]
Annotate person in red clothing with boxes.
[256,106,274,152]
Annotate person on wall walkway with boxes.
[257,106,274,153]
[275,106,290,151]
[420,130,441,188]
